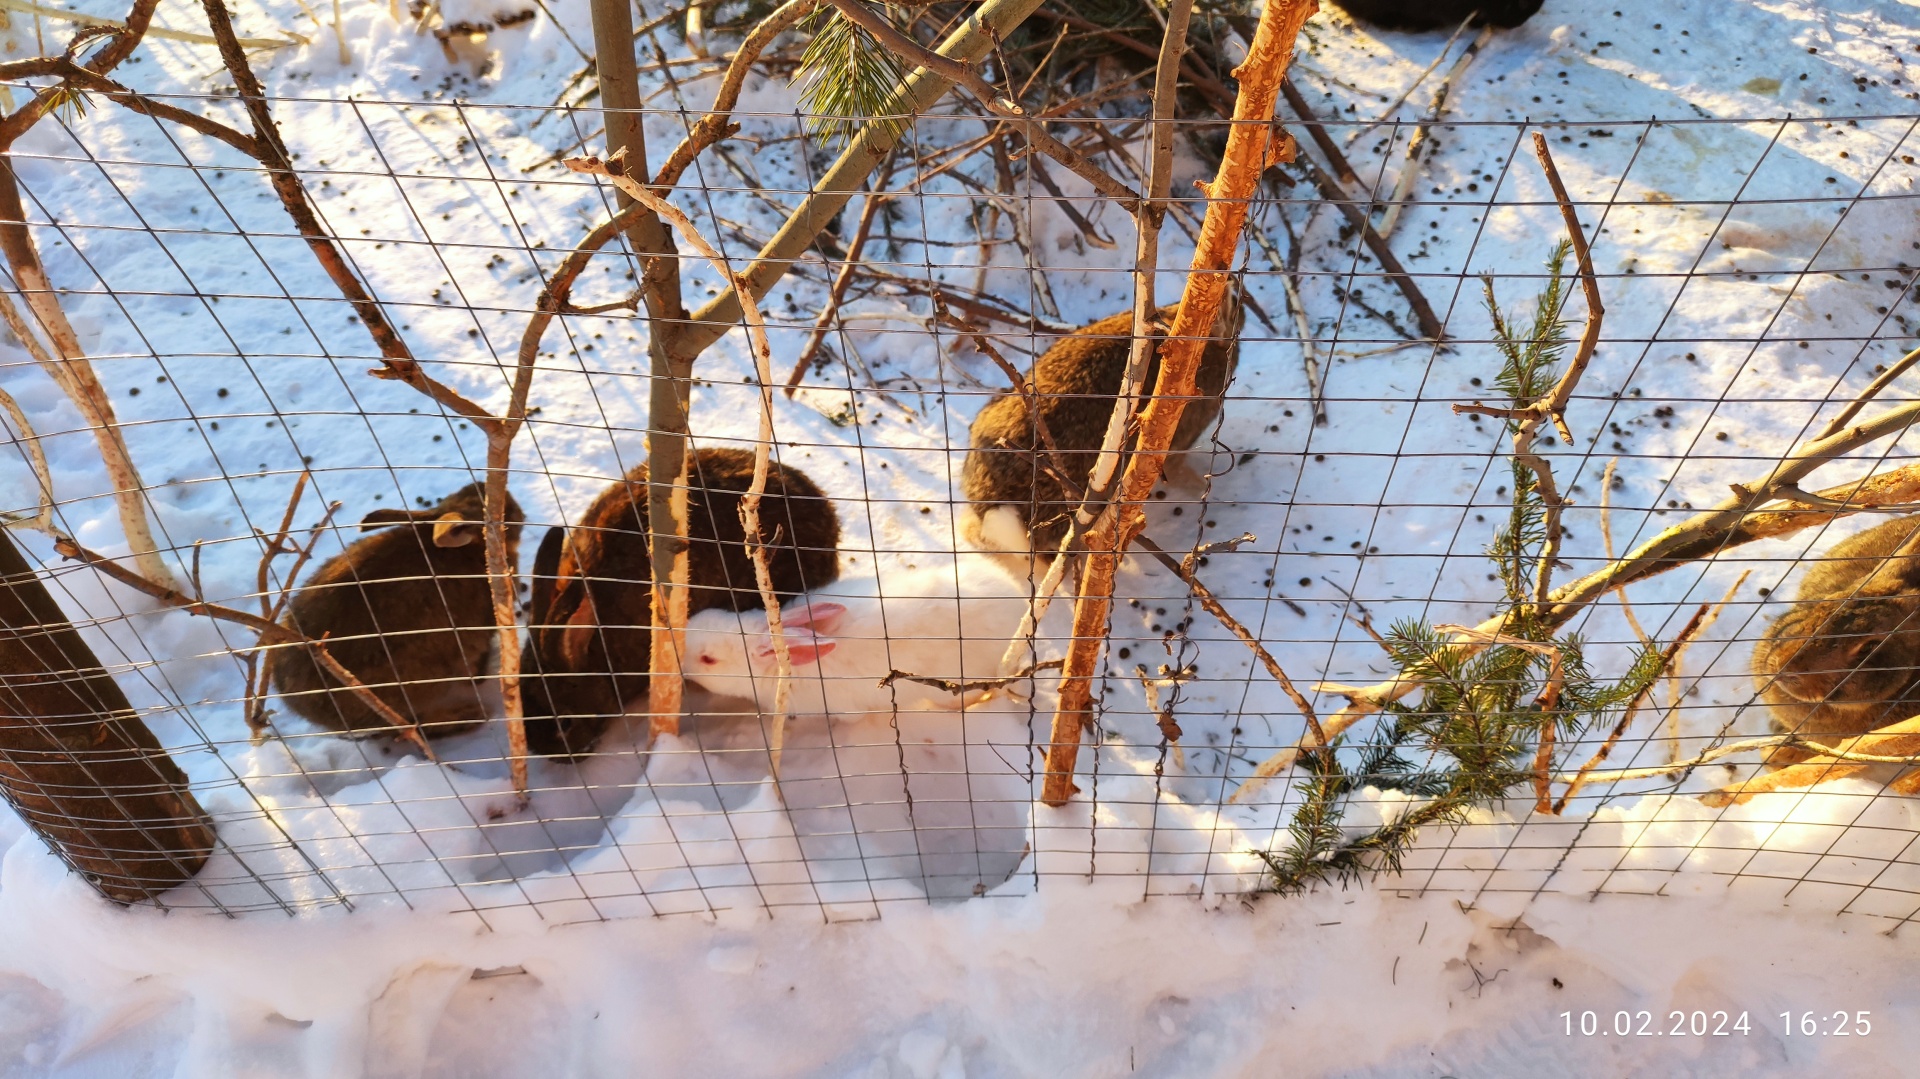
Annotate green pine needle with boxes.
[794,6,911,148]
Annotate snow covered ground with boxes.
[3,0,1920,1073]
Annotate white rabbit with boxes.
[679,558,1054,717]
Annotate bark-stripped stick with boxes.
[993,0,1195,683]
[1700,713,1920,807]
[1043,0,1318,807]
[1374,26,1493,239]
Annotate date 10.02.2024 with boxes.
[1561,1011,1872,1037]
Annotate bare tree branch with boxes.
[53,538,437,759]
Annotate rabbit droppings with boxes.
[270,482,524,740]
[1754,515,1920,766]
[522,447,841,757]
[960,297,1241,575]
[678,560,1044,718]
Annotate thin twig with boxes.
[1454,135,1604,609]
[0,366,53,536]
[1280,75,1356,186]
[1139,534,1326,749]
[1562,733,1920,786]
[784,151,895,394]
[1549,603,1708,815]
[1374,26,1492,239]
[880,658,1064,695]
[1816,344,1920,441]
[1598,457,1650,645]
[1660,569,1747,765]
[54,538,437,759]
[1347,14,1476,144]
[570,152,792,770]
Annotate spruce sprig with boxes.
[1259,245,1663,896]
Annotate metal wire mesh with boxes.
[2,88,1918,927]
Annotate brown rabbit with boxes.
[959,295,1241,573]
[522,447,842,757]
[271,482,524,740]
[1753,515,1920,766]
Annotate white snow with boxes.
[2,0,1920,1072]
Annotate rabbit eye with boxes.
[699,655,719,666]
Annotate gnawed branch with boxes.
[1043,0,1316,807]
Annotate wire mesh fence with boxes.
[3,88,1920,928]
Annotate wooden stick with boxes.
[1373,26,1492,239]
[0,296,56,535]
[1043,0,1318,808]
[0,2,173,587]
[1280,76,1356,186]
[1564,733,1920,786]
[1099,0,1194,511]
[1296,156,1445,342]
[990,0,1195,683]
[1815,344,1920,441]
[1701,714,1920,807]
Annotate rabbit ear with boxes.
[756,626,836,668]
[358,508,422,531]
[431,513,482,548]
[559,589,600,669]
[782,600,849,636]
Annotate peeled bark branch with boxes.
[1042,0,1318,808]
[0,2,171,586]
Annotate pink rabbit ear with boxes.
[782,601,848,635]
[783,635,838,667]
[755,624,837,668]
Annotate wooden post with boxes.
[1041,0,1318,807]
[0,530,215,903]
